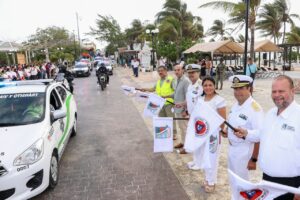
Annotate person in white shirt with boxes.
[197,76,227,193]
[235,75,300,200]
[176,64,203,167]
[133,58,139,77]
[226,75,264,199]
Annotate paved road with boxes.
[33,72,189,200]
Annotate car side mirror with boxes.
[51,109,66,123]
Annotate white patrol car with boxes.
[0,80,77,199]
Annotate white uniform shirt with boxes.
[201,95,226,111]
[228,96,264,145]
[186,79,203,115]
[247,101,300,177]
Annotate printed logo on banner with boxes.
[209,135,218,153]
[147,102,160,113]
[155,125,171,139]
[194,117,209,137]
[240,189,269,200]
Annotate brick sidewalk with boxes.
[116,66,300,200]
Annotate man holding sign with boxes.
[140,66,177,139]
[225,75,264,198]
[234,75,300,200]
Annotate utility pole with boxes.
[243,0,250,75]
[76,12,81,58]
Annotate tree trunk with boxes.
[282,21,286,44]
[250,26,255,59]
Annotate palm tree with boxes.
[236,34,246,43]
[206,19,232,40]
[156,0,203,59]
[199,0,262,59]
[256,3,281,44]
[273,0,300,44]
[124,19,144,50]
[286,26,300,43]
[157,0,203,42]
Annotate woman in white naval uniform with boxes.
[226,75,264,199]
[196,76,227,193]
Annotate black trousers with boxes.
[263,173,300,200]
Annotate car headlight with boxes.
[13,138,44,166]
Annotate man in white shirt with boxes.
[133,58,139,77]
[226,75,264,187]
[235,75,300,200]
[177,64,203,167]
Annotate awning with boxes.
[183,40,244,54]
[0,41,22,52]
[239,40,282,52]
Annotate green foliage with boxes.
[0,52,7,65]
[157,41,177,62]
[89,15,125,54]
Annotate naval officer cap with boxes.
[186,64,201,72]
[229,75,253,88]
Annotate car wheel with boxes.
[71,115,77,137]
[48,152,59,189]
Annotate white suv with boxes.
[0,80,77,199]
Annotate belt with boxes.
[263,173,300,188]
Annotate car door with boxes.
[49,88,65,156]
[55,86,72,150]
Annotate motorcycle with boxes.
[97,73,106,91]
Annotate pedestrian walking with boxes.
[205,56,212,77]
[133,58,139,77]
[215,58,226,90]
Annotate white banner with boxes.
[153,117,173,153]
[228,169,300,200]
[121,85,136,95]
[184,99,224,153]
[143,93,166,117]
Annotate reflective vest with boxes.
[155,76,174,105]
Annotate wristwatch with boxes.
[251,157,258,162]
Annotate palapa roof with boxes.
[239,40,282,52]
[183,40,244,54]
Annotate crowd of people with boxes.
[140,61,299,200]
[0,63,58,81]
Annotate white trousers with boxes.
[193,132,220,185]
[228,142,254,200]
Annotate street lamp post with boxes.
[243,0,250,75]
[146,28,159,70]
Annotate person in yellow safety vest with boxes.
[141,65,178,140]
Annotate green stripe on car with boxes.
[58,94,72,149]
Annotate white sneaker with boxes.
[190,165,201,171]
[187,161,195,169]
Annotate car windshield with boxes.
[0,92,45,126]
[97,63,110,67]
[75,64,88,68]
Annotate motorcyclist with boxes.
[58,64,74,93]
[96,63,109,85]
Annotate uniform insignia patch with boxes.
[251,102,261,112]
[239,114,248,120]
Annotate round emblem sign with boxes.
[194,118,208,137]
